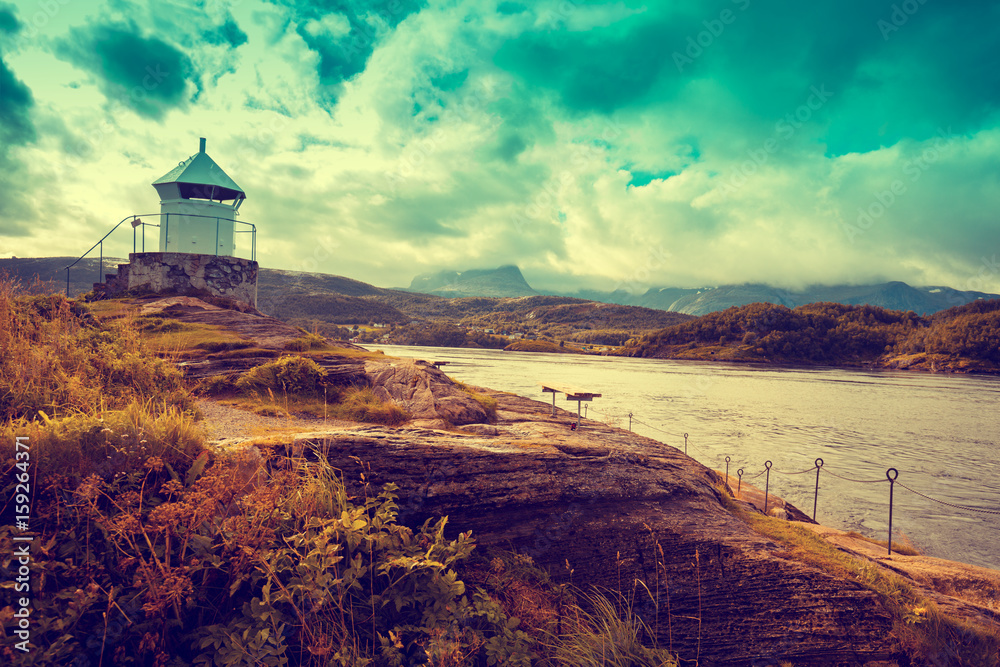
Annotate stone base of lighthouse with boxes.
[100,252,258,309]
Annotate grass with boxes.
[844,530,923,556]
[715,483,1000,664]
[283,331,330,352]
[456,382,499,422]
[200,356,409,425]
[142,319,251,355]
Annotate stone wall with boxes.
[122,252,257,307]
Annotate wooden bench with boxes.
[538,382,602,426]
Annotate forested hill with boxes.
[617,300,1000,373]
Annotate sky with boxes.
[1,0,999,294]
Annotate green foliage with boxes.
[333,388,409,426]
[2,453,533,666]
[1,400,204,482]
[283,332,330,352]
[235,356,328,395]
[457,383,498,423]
[136,316,186,333]
[0,280,188,421]
[543,590,679,667]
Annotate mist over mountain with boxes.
[405,265,538,298]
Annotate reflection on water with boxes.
[372,345,1000,570]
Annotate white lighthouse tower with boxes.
[93,137,259,309]
[152,137,246,256]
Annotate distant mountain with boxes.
[662,282,999,316]
[572,282,999,316]
[406,265,539,298]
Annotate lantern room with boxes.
[152,137,245,256]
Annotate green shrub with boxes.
[7,454,533,666]
[1,400,205,482]
[334,387,409,426]
[457,383,498,422]
[283,332,329,352]
[0,279,189,421]
[234,356,328,394]
[543,590,679,667]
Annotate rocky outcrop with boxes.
[268,392,908,666]
[365,359,489,426]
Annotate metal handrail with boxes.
[65,212,257,296]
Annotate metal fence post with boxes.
[737,468,743,497]
[725,456,731,485]
[628,412,633,431]
[684,432,689,455]
[764,460,773,514]
[813,458,824,521]
[886,468,898,555]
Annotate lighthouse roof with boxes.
[153,139,245,202]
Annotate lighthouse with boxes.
[92,137,259,309]
[152,137,246,255]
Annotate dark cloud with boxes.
[493,1,1000,157]
[496,2,526,15]
[266,0,425,102]
[0,2,19,35]
[203,16,249,48]
[55,22,197,119]
[0,2,37,238]
[494,11,683,114]
[0,58,34,147]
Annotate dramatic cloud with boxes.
[0,2,36,240]
[2,0,999,294]
[55,21,198,119]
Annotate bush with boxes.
[283,332,330,352]
[4,454,533,666]
[334,387,409,426]
[0,278,189,421]
[235,356,329,395]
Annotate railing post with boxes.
[66,267,70,297]
[725,456,730,484]
[628,412,633,431]
[813,458,824,521]
[764,460,772,514]
[684,432,689,455]
[165,213,169,251]
[737,468,743,498]
[99,242,103,285]
[886,468,898,555]
[216,218,220,256]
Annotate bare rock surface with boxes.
[365,359,489,425]
[250,390,909,666]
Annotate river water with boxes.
[371,345,1000,571]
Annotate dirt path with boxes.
[196,398,354,443]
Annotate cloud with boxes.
[55,21,197,119]
[264,0,426,104]
[0,3,37,241]
[203,16,249,48]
